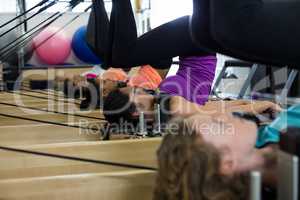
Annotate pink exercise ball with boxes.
[33,27,71,65]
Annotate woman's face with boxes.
[100,79,119,97]
[187,113,258,173]
[120,87,155,118]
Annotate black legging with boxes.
[86,0,214,69]
[191,0,300,67]
[86,0,109,61]
[89,0,300,68]
[87,0,173,68]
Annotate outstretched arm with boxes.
[170,96,281,118]
[228,101,282,114]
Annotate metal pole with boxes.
[278,69,298,106]
[278,151,299,200]
[238,64,259,99]
[0,62,4,91]
[211,64,228,96]
[138,112,147,136]
[16,0,26,70]
[249,171,261,200]
[153,103,161,135]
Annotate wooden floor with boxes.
[0,88,160,200]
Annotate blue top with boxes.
[256,104,300,148]
[256,126,280,148]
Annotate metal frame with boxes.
[238,64,259,99]
[278,69,298,105]
[213,60,299,102]
[211,59,255,98]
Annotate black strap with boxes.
[0,11,60,54]
[0,0,50,29]
[0,145,157,171]
[2,3,92,60]
[0,1,58,38]
[28,4,92,55]
[0,12,62,60]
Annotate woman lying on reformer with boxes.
[153,102,300,199]
[101,0,287,136]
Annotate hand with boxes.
[229,101,282,114]
[254,101,282,114]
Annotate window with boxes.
[0,0,17,13]
[25,0,95,13]
[150,0,192,28]
[26,0,68,12]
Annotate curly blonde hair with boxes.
[153,118,249,200]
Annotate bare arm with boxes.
[170,96,244,117]
[170,97,281,118]
[228,101,282,114]
[205,100,252,108]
